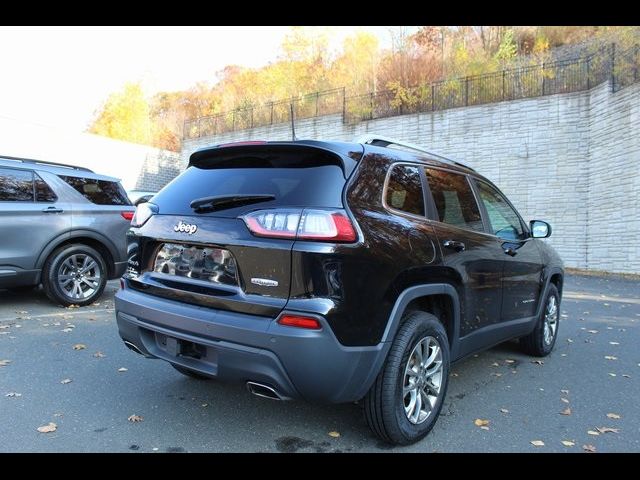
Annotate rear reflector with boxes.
[121,211,134,221]
[277,315,322,330]
[242,209,357,242]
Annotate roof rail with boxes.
[0,155,94,173]
[354,134,475,172]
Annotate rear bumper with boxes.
[111,261,128,280]
[114,286,385,403]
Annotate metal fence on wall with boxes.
[184,43,639,139]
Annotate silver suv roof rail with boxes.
[354,134,475,171]
[0,155,94,173]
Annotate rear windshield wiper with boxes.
[190,194,275,213]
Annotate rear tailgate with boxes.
[126,143,356,318]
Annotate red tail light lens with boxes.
[242,209,357,242]
[277,315,322,330]
[121,211,134,221]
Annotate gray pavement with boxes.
[1,275,639,452]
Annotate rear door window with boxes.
[384,164,425,216]
[424,168,484,232]
[0,167,34,201]
[60,176,131,205]
[34,174,57,202]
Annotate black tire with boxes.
[42,244,107,307]
[520,284,560,357]
[364,311,450,445]
[171,364,210,380]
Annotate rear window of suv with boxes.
[60,176,131,205]
[151,150,346,217]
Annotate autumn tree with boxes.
[89,82,153,146]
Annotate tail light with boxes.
[242,209,357,242]
[277,314,322,330]
[120,211,134,221]
[131,202,158,227]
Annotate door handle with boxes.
[504,247,517,256]
[443,240,465,252]
[42,206,64,213]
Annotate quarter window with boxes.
[384,165,425,216]
[425,168,483,232]
[60,176,131,205]
[475,181,525,240]
[0,167,34,201]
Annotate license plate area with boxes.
[152,243,238,287]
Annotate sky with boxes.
[0,26,415,133]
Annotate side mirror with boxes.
[530,220,552,238]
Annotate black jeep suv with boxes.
[115,136,563,445]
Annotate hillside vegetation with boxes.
[89,26,640,151]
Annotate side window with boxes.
[384,164,425,216]
[34,174,57,202]
[475,181,525,240]
[0,167,34,202]
[425,168,483,232]
[60,176,131,206]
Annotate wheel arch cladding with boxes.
[37,232,117,278]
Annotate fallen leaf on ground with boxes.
[587,430,600,436]
[530,440,545,447]
[500,408,509,414]
[567,338,573,343]
[72,344,86,350]
[622,374,631,378]
[0,325,9,329]
[0,360,11,367]
[201,403,208,407]
[328,431,340,438]
[42,323,50,327]
[587,330,598,334]
[60,378,72,384]
[14,324,22,327]
[474,419,490,427]
[604,356,618,360]
[5,392,22,397]
[491,362,499,367]
[480,426,490,431]
[596,427,620,434]
[560,407,572,416]
[451,373,459,377]
[93,351,106,358]
[37,422,57,433]
[491,373,503,377]
[62,315,73,320]
[608,373,617,377]
[583,444,597,453]
[561,389,569,395]
[128,415,143,423]
[152,447,159,451]
[52,322,61,326]
[118,367,128,372]
[531,360,544,365]
[61,328,73,333]
[561,398,570,404]
[603,303,610,306]
[53,413,63,418]
[561,440,575,447]
[609,342,620,345]
[15,310,28,314]
[67,305,79,309]
[504,359,515,364]
[607,413,621,419]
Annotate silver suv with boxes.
[0,155,134,306]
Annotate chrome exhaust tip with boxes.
[124,340,146,356]
[246,381,282,400]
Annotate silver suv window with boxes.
[0,167,57,202]
[60,176,131,205]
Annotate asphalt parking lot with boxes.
[1,274,639,453]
